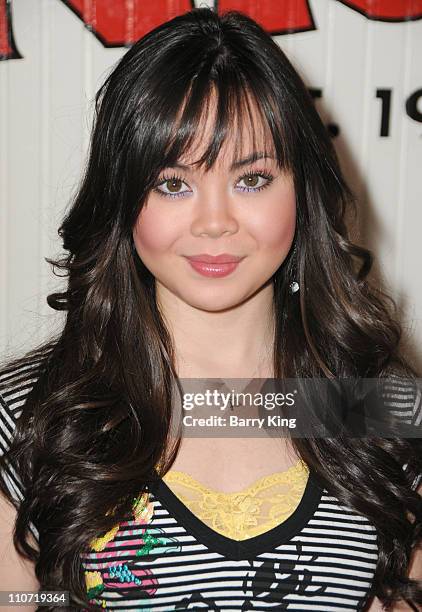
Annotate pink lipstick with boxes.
[184,253,245,278]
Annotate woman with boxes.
[0,7,421,611]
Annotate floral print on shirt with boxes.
[83,489,182,610]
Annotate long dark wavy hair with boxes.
[1,7,421,610]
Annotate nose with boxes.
[190,188,239,238]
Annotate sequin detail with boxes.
[84,488,158,607]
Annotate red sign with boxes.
[0,0,21,60]
[1,0,422,60]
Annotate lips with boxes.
[184,254,245,278]
[185,253,244,264]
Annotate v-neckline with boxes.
[148,468,323,560]
[161,459,308,495]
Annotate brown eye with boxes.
[153,174,191,199]
[236,171,273,193]
[245,175,259,187]
[166,178,183,193]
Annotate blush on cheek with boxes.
[277,186,296,243]
[276,208,296,248]
[133,221,156,253]
[258,195,296,255]
[132,209,172,255]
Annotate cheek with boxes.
[255,183,296,253]
[132,206,177,255]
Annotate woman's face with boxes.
[132,97,296,313]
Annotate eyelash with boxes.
[152,168,275,199]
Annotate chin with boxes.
[187,289,257,313]
[182,293,242,313]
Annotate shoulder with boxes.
[0,346,53,504]
[380,372,421,425]
[0,346,52,453]
[379,371,422,491]
[0,346,54,545]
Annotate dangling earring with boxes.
[288,241,299,294]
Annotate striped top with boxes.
[1,351,421,611]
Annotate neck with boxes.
[156,280,276,379]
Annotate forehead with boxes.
[175,86,276,171]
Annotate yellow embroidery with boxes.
[89,524,120,552]
[84,570,106,606]
[133,490,154,524]
[162,459,309,540]
[85,570,103,590]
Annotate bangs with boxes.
[158,66,292,174]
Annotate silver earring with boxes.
[289,281,299,294]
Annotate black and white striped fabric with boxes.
[0,353,49,543]
[0,352,421,611]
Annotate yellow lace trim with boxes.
[162,459,309,540]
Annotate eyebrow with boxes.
[167,151,275,172]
